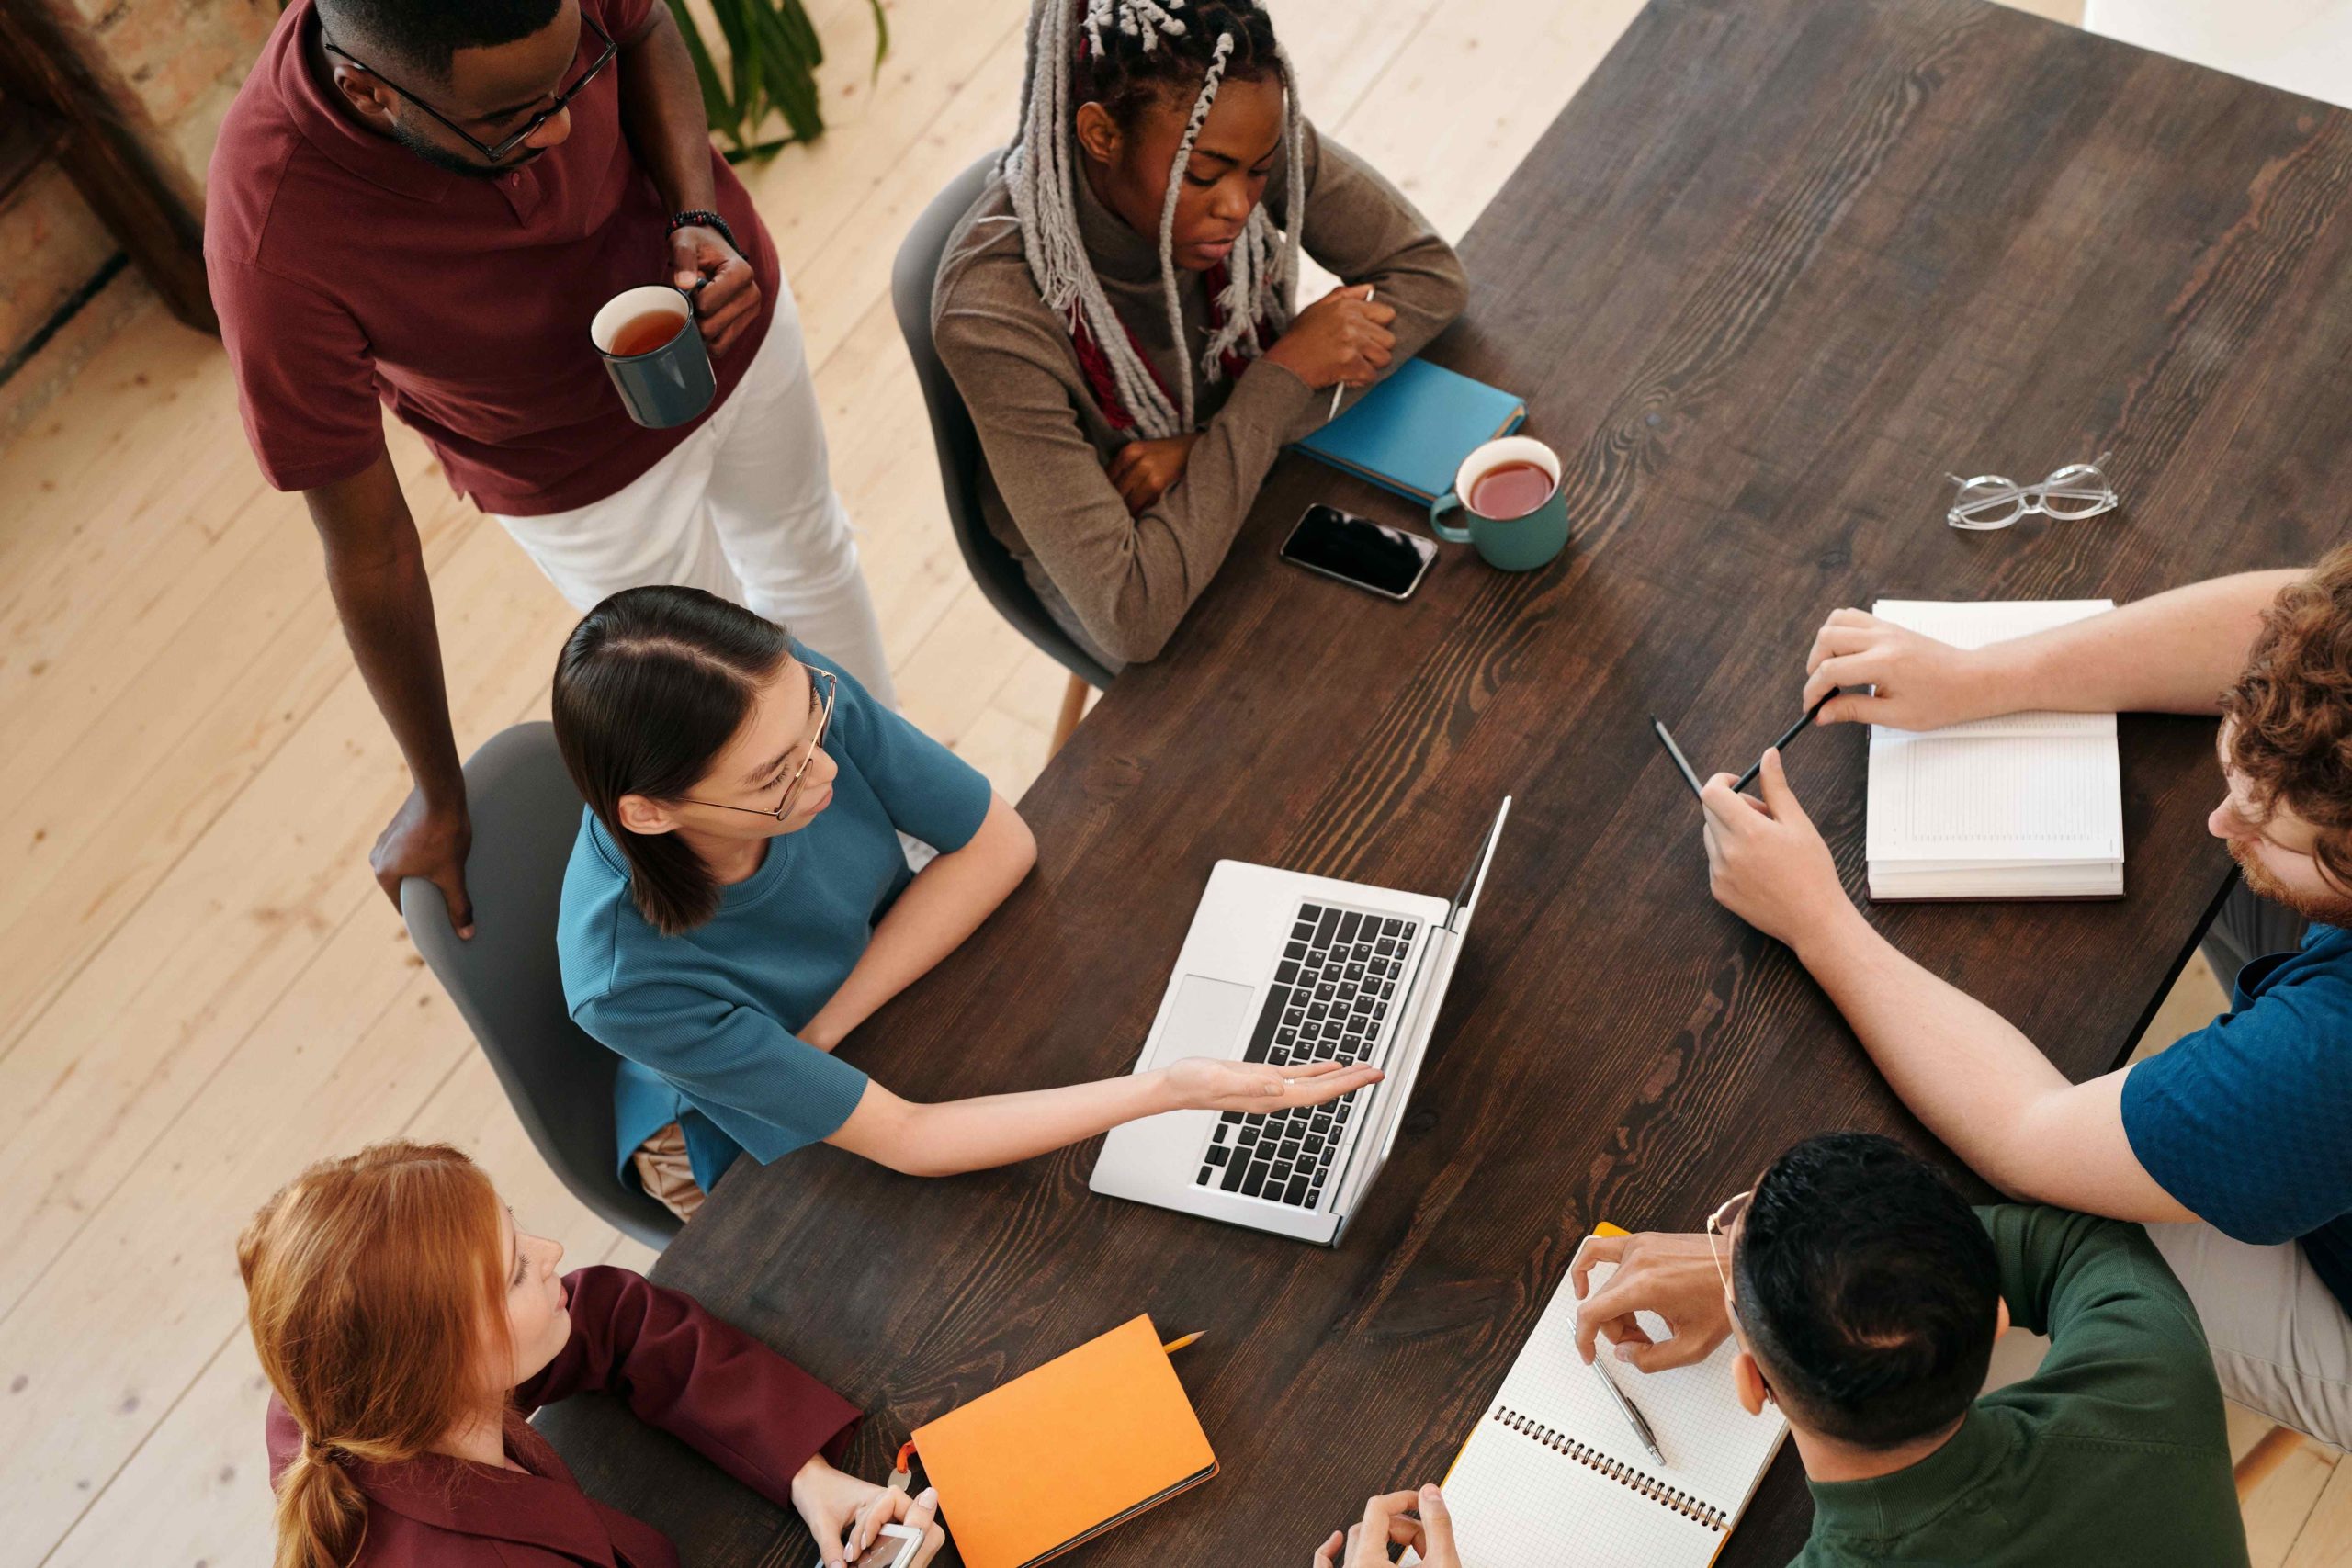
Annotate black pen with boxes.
[1732,691,1836,794]
[1650,716,1705,799]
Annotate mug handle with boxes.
[1430,491,1473,544]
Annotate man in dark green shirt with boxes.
[1567,1134,2247,1566]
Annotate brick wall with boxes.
[0,0,273,397]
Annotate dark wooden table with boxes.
[543,0,2352,1560]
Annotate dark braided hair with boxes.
[1001,0,1306,436]
[1079,1,1280,133]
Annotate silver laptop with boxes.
[1090,797,1511,1246]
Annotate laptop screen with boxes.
[1447,796,1512,931]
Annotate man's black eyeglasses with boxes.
[322,13,617,164]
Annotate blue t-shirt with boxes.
[2122,921,2352,1310]
[557,644,995,1194]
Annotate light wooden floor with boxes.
[0,0,2342,1564]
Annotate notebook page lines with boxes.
[1866,732,2121,859]
[1875,709,2114,742]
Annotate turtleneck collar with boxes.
[1074,152,1168,287]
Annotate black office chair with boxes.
[891,150,1114,750]
[401,722,681,1250]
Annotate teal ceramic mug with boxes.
[592,283,716,430]
[1430,435,1569,572]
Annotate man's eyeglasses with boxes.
[684,669,837,822]
[1706,1188,1752,1311]
[321,13,617,164]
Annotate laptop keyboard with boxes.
[1194,901,1419,1209]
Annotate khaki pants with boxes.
[2148,1219,2352,1450]
[630,1123,707,1222]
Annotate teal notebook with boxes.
[1291,358,1527,505]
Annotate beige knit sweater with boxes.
[932,121,1467,666]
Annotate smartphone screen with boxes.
[1280,504,1437,600]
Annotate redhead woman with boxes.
[243,1141,937,1568]
[553,585,1381,1218]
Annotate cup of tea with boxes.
[1430,435,1568,571]
[592,284,715,429]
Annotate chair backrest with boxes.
[891,149,1114,690]
[401,723,680,1249]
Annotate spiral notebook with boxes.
[1865,599,2122,901]
[1426,1234,1787,1567]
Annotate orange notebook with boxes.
[911,1314,1217,1568]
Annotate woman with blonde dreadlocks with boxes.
[934,0,1467,669]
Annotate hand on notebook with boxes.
[1802,609,1995,730]
[1312,1484,1459,1568]
[1106,434,1198,515]
[1699,752,1849,955]
[1571,1231,1732,1372]
[1165,1055,1385,1112]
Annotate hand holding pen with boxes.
[1652,692,1834,804]
[1266,285,1394,422]
[1329,287,1373,423]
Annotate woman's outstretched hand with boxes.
[1164,1055,1384,1112]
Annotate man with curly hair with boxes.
[1693,549,2352,1449]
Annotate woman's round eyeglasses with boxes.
[684,669,837,822]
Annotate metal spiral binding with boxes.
[1493,1406,1727,1530]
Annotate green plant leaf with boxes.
[662,0,731,135]
[746,2,824,141]
[707,0,761,141]
[773,0,824,65]
[670,0,894,161]
[721,136,797,164]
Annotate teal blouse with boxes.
[557,643,994,1194]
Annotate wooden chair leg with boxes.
[2234,1422,2306,1500]
[1050,673,1090,757]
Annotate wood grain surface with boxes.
[542,0,2352,1562]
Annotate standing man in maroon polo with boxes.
[206,0,895,935]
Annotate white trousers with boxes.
[494,285,897,705]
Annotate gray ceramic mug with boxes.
[592,283,715,429]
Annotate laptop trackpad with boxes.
[1157,974,1258,1063]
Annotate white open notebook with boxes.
[1422,1255,1787,1568]
[1866,599,2122,902]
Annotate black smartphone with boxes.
[1279,504,1437,601]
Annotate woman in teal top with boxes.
[552,586,1378,1217]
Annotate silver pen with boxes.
[1326,287,1373,423]
[1591,1354,1667,1465]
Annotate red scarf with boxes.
[1067,263,1277,433]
